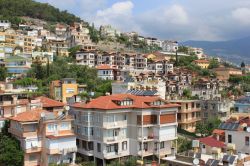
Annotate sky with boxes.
[36,0,250,41]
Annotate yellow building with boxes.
[193,59,210,69]
[50,78,87,103]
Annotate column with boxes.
[72,152,76,165]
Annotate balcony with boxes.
[8,128,38,138]
[104,135,127,143]
[77,148,94,156]
[45,136,77,155]
[178,117,201,124]
[138,149,154,157]
[21,138,42,153]
[103,150,129,159]
[103,120,127,129]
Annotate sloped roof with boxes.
[198,136,225,148]
[9,109,46,122]
[36,96,65,108]
[71,94,179,110]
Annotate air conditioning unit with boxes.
[227,143,235,150]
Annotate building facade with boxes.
[70,94,179,166]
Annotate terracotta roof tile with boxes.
[71,94,180,110]
[213,129,225,135]
[198,136,225,148]
[9,109,46,122]
[36,96,65,108]
[96,65,117,70]
[193,59,209,63]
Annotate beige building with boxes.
[8,101,77,166]
[213,67,242,81]
[70,94,179,166]
[170,100,201,132]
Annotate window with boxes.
[76,139,79,148]
[47,123,57,132]
[192,103,195,108]
[122,141,127,150]
[66,88,75,94]
[106,144,118,153]
[228,134,232,143]
[246,136,249,146]
[186,103,189,109]
[29,154,36,161]
[160,142,165,149]
[97,143,101,152]
[60,122,69,130]
[202,144,206,148]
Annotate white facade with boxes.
[162,41,178,52]
[71,97,178,166]
[0,20,11,30]
[97,69,115,80]
[75,51,96,67]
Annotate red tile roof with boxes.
[96,65,117,70]
[213,129,225,135]
[198,136,225,148]
[193,59,209,63]
[9,109,46,122]
[71,94,180,110]
[36,96,65,108]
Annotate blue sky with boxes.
[36,0,250,41]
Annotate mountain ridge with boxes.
[182,36,250,64]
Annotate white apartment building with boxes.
[96,65,119,80]
[100,25,121,38]
[76,51,96,67]
[112,79,166,99]
[70,94,179,166]
[0,20,11,30]
[162,41,178,53]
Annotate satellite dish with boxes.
[193,158,199,165]
[246,127,250,132]
[65,105,70,111]
[40,112,45,118]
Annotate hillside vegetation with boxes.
[0,0,81,25]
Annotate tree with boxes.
[0,67,7,81]
[241,61,246,68]
[0,121,24,166]
[208,59,219,69]
[68,45,81,59]
[195,117,221,137]
[182,89,192,99]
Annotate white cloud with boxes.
[94,1,141,32]
[232,7,250,25]
[163,5,189,25]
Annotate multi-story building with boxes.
[100,25,121,38]
[75,50,96,67]
[217,114,250,155]
[44,37,70,57]
[170,100,201,132]
[191,78,222,100]
[0,20,11,30]
[161,41,178,53]
[193,59,210,69]
[112,79,166,99]
[8,107,77,166]
[96,65,120,80]
[50,78,86,103]
[70,22,92,47]
[134,54,147,70]
[5,55,31,76]
[70,94,180,166]
[201,99,234,121]
[0,92,29,130]
[234,95,250,113]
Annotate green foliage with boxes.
[80,161,95,166]
[176,137,192,153]
[107,157,137,166]
[88,23,100,43]
[68,45,81,59]
[178,46,189,54]
[177,56,198,67]
[182,89,192,99]
[0,66,7,81]
[0,0,81,26]
[0,121,24,166]
[27,57,112,97]
[208,58,219,69]
[195,117,221,137]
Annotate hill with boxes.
[0,0,81,25]
[182,36,250,64]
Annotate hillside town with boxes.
[1,2,250,166]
